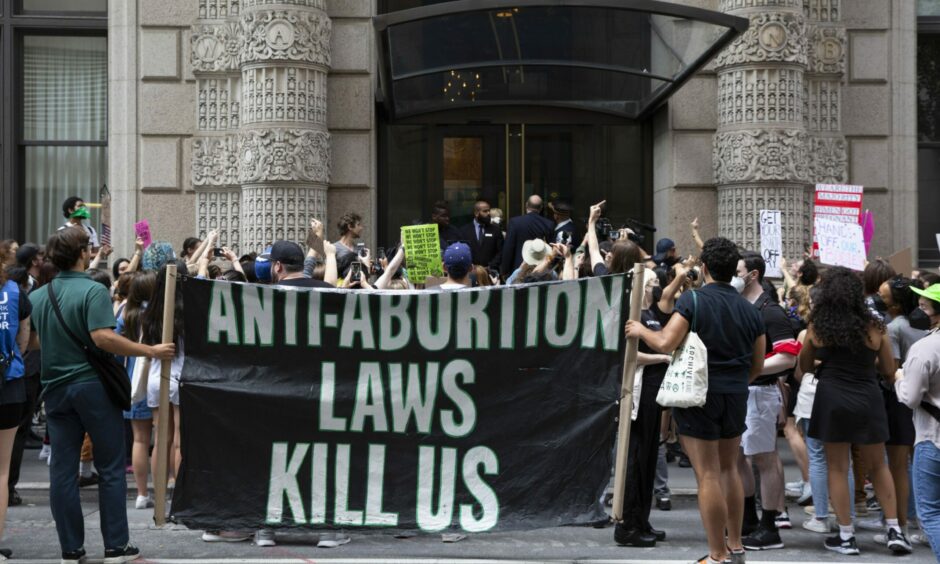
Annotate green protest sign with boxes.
[401,224,443,283]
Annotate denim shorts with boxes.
[123,398,152,420]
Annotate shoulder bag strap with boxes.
[921,400,940,425]
[46,281,92,354]
[691,290,698,333]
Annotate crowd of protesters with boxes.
[1,194,940,564]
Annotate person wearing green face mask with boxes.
[57,196,100,250]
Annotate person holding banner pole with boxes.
[626,237,766,564]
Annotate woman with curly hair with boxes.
[800,267,907,555]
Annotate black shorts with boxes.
[674,391,748,441]
[0,402,27,430]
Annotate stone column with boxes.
[190,0,331,253]
[713,0,811,258]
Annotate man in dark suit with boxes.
[431,200,462,251]
[500,195,556,277]
[459,200,503,270]
[550,197,579,247]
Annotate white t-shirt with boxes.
[58,221,100,248]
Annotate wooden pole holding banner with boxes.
[153,264,177,526]
[612,263,646,522]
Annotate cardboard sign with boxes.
[134,220,153,249]
[759,210,783,278]
[813,184,863,257]
[888,248,913,278]
[815,218,866,271]
[401,224,443,283]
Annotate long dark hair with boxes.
[810,267,881,351]
[141,259,185,347]
[123,271,156,342]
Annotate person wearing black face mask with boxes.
[459,200,503,271]
[653,238,679,268]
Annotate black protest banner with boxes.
[172,275,629,533]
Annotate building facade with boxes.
[1,0,937,269]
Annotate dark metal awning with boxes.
[374,0,748,120]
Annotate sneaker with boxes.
[254,529,276,547]
[134,495,154,510]
[775,511,792,529]
[317,532,351,548]
[795,484,813,506]
[742,526,784,550]
[8,489,21,507]
[857,515,885,531]
[785,479,804,495]
[201,531,251,542]
[103,543,140,564]
[729,549,745,564]
[802,517,831,534]
[39,444,51,461]
[78,473,99,488]
[854,502,869,517]
[866,497,881,513]
[656,495,672,511]
[693,555,723,564]
[911,533,930,546]
[61,547,87,564]
[824,534,860,555]
[886,528,913,555]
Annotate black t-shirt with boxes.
[593,263,609,277]
[674,283,765,395]
[639,302,671,401]
[752,292,796,386]
[276,277,334,289]
[19,290,31,320]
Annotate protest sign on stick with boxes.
[401,224,443,284]
[888,248,913,278]
[759,210,783,278]
[612,263,646,522]
[154,263,177,526]
[815,218,866,271]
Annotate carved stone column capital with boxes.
[239,8,331,68]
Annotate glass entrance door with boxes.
[378,121,650,247]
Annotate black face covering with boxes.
[910,307,932,331]
[652,286,664,304]
[477,215,491,226]
[662,256,679,268]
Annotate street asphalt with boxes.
[4,439,935,563]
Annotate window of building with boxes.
[0,0,107,243]
[918,13,940,267]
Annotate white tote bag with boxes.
[130,356,151,404]
[631,365,644,421]
[657,291,709,408]
[793,373,817,423]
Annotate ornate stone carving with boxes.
[805,79,841,131]
[198,77,241,131]
[715,12,807,68]
[242,0,325,9]
[714,129,809,185]
[807,26,846,74]
[808,136,848,184]
[242,66,326,125]
[238,129,330,185]
[240,9,331,67]
[241,185,327,250]
[804,0,840,23]
[718,68,803,126]
[199,0,240,19]
[718,0,802,12]
[191,22,241,73]
[192,136,240,186]
[718,184,811,255]
[197,189,241,251]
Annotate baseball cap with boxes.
[15,243,40,267]
[652,238,675,264]
[265,240,305,266]
[912,284,940,304]
[443,242,472,271]
[550,198,573,215]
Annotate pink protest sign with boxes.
[134,220,153,249]
[860,210,874,254]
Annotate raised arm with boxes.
[690,217,704,251]
[657,261,689,314]
[587,200,605,271]
[126,237,144,272]
[375,246,406,289]
[188,231,216,267]
[625,311,690,355]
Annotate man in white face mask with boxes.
[735,252,801,551]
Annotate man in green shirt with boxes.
[30,226,174,564]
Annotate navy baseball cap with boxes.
[443,242,472,271]
[265,241,305,266]
[652,238,675,264]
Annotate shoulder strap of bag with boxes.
[46,281,92,354]
[921,400,940,424]
[691,290,698,333]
